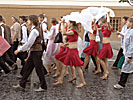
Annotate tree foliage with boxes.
[119,0,129,3]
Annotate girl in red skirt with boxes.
[97,12,113,79]
[53,22,69,78]
[53,20,86,88]
[82,19,101,74]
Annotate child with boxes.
[112,16,129,69]
[114,18,133,89]
[98,12,113,79]
[53,20,86,88]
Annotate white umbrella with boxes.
[63,12,93,33]
[81,7,115,22]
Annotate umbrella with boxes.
[0,36,11,56]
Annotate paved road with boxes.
[0,61,132,100]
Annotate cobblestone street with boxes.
[0,61,132,100]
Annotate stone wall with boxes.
[0,5,132,41]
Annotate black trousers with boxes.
[0,57,10,74]
[113,48,123,67]
[7,46,15,62]
[12,41,19,62]
[19,51,47,76]
[118,72,130,87]
[42,39,48,52]
[17,51,28,67]
[17,51,28,76]
[19,51,47,89]
[2,53,15,67]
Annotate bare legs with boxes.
[68,67,76,82]
[75,67,86,88]
[82,54,90,72]
[82,54,101,74]
[53,64,67,85]
[53,65,86,88]
[93,56,101,74]
[47,64,52,73]
[98,58,109,79]
[52,60,62,78]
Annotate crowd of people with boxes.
[0,9,133,92]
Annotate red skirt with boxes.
[98,43,113,59]
[63,48,83,67]
[83,40,99,56]
[55,46,69,62]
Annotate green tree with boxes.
[119,0,129,3]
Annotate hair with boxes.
[100,18,107,24]
[123,16,129,21]
[128,18,133,28]
[12,16,18,22]
[51,18,57,24]
[39,14,44,19]
[28,15,39,27]
[0,15,3,21]
[70,21,77,27]
[19,16,27,22]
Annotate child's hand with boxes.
[14,50,19,55]
[61,18,65,23]
[116,31,120,35]
[107,11,110,15]
[44,29,47,33]
[64,43,69,47]
[127,58,131,63]
[93,18,96,23]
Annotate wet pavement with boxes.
[0,61,133,100]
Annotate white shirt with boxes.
[44,17,47,23]
[0,23,4,38]
[21,23,28,44]
[118,24,127,49]
[120,24,127,36]
[18,26,39,52]
[47,25,56,40]
[40,19,47,42]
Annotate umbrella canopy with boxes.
[0,36,11,56]
[81,7,115,22]
[63,12,93,33]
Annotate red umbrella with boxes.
[0,36,11,56]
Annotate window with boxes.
[110,17,121,32]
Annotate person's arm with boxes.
[17,29,39,52]
[62,20,66,35]
[61,19,74,36]
[46,27,56,39]
[107,12,112,31]
[120,25,127,37]
[97,28,102,31]
[92,19,97,31]
[63,30,74,36]
[1,27,4,38]
[58,22,61,32]
[125,33,133,62]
